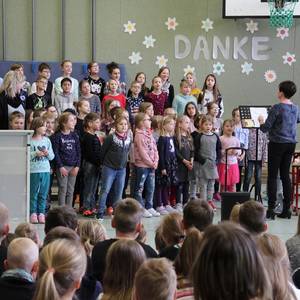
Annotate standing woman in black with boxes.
[158,67,174,108]
[0,70,26,129]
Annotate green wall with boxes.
[0,0,299,118]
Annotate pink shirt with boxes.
[220,135,240,165]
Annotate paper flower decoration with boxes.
[241,62,254,75]
[123,21,136,35]
[183,65,195,76]
[165,17,178,31]
[283,52,296,66]
[213,62,225,76]
[201,18,214,32]
[246,20,258,34]
[276,27,289,40]
[155,55,168,68]
[264,70,277,83]
[128,52,142,64]
[143,35,156,48]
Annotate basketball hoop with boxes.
[268,0,298,28]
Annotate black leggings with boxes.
[267,142,295,210]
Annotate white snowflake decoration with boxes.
[155,55,168,68]
[283,52,296,66]
[183,65,195,76]
[128,52,142,65]
[201,18,214,32]
[264,70,277,83]
[276,27,289,40]
[142,35,156,48]
[241,62,254,75]
[213,62,225,76]
[246,20,258,34]
[165,17,178,31]
[123,20,136,35]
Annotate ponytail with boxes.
[34,269,59,300]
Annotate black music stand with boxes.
[239,106,270,202]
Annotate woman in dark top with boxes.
[158,66,174,108]
[0,70,26,129]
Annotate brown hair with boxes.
[15,222,39,245]
[134,112,146,129]
[78,219,107,257]
[257,233,296,300]
[60,59,72,68]
[198,73,221,105]
[158,66,170,79]
[83,112,100,130]
[10,63,24,71]
[183,199,213,231]
[239,200,266,235]
[154,225,166,253]
[113,198,143,234]
[134,258,177,300]
[136,223,147,244]
[180,78,189,88]
[174,228,203,278]
[199,115,213,129]
[9,111,25,123]
[30,116,45,132]
[192,222,272,300]
[87,61,98,71]
[33,239,86,300]
[33,108,47,118]
[139,102,153,113]
[159,212,184,247]
[57,112,73,132]
[43,226,80,247]
[193,113,204,130]
[151,115,163,131]
[103,239,146,300]
[232,107,239,118]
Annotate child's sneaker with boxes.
[148,208,160,217]
[165,205,176,213]
[208,200,217,212]
[30,213,38,224]
[107,206,114,216]
[143,209,152,218]
[213,192,222,201]
[156,206,168,215]
[83,209,93,217]
[96,212,104,222]
[38,213,45,224]
[175,203,183,213]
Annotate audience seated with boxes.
[91,198,157,283]
[0,237,38,300]
[14,222,41,247]
[133,258,177,300]
[100,239,146,300]
[238,200,267,236]
[192,222,272,300]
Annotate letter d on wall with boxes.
[175,35,191,59]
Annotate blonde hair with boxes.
[103,239,146,300]
[134,112,146,129]
[175,115,193,150]
[230,203,241,223]
[33,239,86,300]
[160,115,175,136]
[0,70,25,98]
[159,212,184,247]
[78,219,107,257]
[14,222,39,245]
[57,112,73,132]
[151,115,163,131]
[134,258,177,300]
[257,233,296,300]
[139,102,153,113]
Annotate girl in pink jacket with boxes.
[133,112,160,218]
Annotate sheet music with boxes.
[249,107,268,128]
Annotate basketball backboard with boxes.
[223,0,300,18]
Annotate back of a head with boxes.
[257,233,294,300]
[7,237,39,273]
[183,199,213,231]
[0,202,9,239]
[134,258,177,300]
[229,203,241,223]
[33,239,87,300]
[239,200,266,235]
[15,222,39,245]
[279,80,297,99]
[192,222,271,300]
[44,206,78,234]
[160,212,184,247]
[103,239,146,300]
[43,226,80,247]
[113,198,143,234]
[174,228,203,278]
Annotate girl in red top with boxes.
[102,79,126,109]
[146,76,168,116]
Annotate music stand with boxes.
[239,106,271,202]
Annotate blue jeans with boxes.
[30,172,50,214]
[98,166,126,215]
[82,160,100,210]
[243,160,262,195]
[134,167,155,209]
